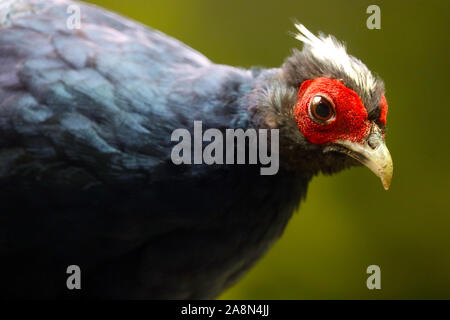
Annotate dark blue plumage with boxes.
[0,0,312,298]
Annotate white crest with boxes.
[294,24,377,95]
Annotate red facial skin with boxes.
[294,77,372,145]
[379,94,388,126]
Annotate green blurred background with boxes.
[85,0,450,299]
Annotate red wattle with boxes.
[294,77,370,145]
[379,94,388,125]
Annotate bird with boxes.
[0,0,393,299]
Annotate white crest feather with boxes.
[294,24,377,95]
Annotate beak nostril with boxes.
[367,134,380,149]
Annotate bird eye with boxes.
[308,95,336,124]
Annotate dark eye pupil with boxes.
[315,103,331,118]
[309,96,335,124]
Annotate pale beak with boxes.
[324,123,393,190]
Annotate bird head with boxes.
[251,24,393,189]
